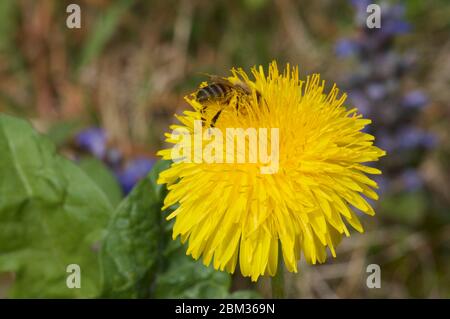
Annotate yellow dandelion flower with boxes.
[157,61,386,281]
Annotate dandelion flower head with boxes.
[158,61,386,281]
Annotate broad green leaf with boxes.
[153,238,260,299]
[153,239,232,299]
[0,114,113,298]
[78,157,123,208]
[100,160,170,298]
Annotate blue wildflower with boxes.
[75,128,107,159]
[117,157,155,194]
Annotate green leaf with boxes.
[153,238,260,298]
[0,114,113,298]
[100,160,170,298]
[152,239,232,299]
[78,157,123,208]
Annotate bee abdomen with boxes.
[196,83,228,102]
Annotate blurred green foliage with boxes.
[78,157,123,207]
[0,114,112,297]
[76,0,134,72]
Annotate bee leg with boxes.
[255,91,261,104]
[256,93,270,113]
[228,95,240,114]
[210,109,223,127]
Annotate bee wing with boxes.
[199,72,253,95]
[195,72,230,85]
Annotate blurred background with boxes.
[0,0,449,298]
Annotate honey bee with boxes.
[196,75,260,127]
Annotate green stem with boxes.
[271,257,285,299]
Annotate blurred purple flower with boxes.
[117,157,155,194]
[377,131,396,152]
[374,52,400,78]
[366,83,387,100]
[421,132,437,149]
[348,90,371,115]
[75,128,107,159]
[388,3,406,17]
[402,90,428,109]
[397,127,437,150]
[400,169,423,191]
[349,0,372,25]
[349,0,372,10]
[335,39,359,57]
[397,127,426,149]
[337,0,433,197]
[382,19,411,35]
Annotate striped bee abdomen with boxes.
[196,83,228,102]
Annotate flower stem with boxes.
[271,257,285,299]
